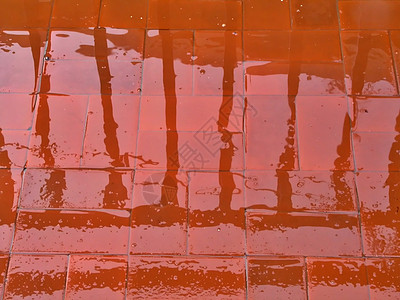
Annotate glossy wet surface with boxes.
[1,0,400,299]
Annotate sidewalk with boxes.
[1,0,400,299]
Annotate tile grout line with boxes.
[4,252,399,259]
[240,3,248,300]
[353,175,367,257]
[62,254,70,300]
[304,256,310,300]
[241,1,249,298]
[364,256,372,300]
[185,172,189,256]
[125,170,136,278]
[124,250,130,300]
[78,96,91,167]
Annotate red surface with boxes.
[1,0,400,298]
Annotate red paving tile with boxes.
[244,0,290,30]
[0,0,52,28]
[136,131,244,171]
[46,28,145,61]
[127,256,246,299]
[140,96,244,132]
[245,171,357,211]
[130,171,188,255]
[99,0,147,29]
[246,210,362,256]
[245,95,299,170]
[13,209,130,253]
[194,31,243,96]
[142,30,193,96]
[20,169,133,209]
[188,172,245,255]
[0,130,29,169]
[147,0,242,30]
[339,1,400,30]
[41,59,142,95]
[353,132,400,171]
[244,31,342,63]
[0,30,46,94]
[0,169,22,253]
[247,257,307,299]
[65,255,127,299]
[0,94,34,130]
[352,97,400,132]
[51,0,101,28]
[245,62,346,96]
[3,255,68,299]
[2,0,400,296]
[342,31,398,96]
[356,172,400,256]
[367,258,400,299]
[307,258,369,299]
[81,95,139,168]
[27,95,88,168]
[291,0,339,29]
[297,96,354,171]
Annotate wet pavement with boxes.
[0,0,400,299]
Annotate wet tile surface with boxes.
[13,209,130,253]
[20,169,134,209]
[247,210,362,256]
[247,257,307,299]
[357,172,400,256]
[130,171,188,255]
[245,170,357,211]
[297,96,353,171]
[65,255,127,299]
[1,0,400,297]
[342,31,398,96]
[367,258,400,299]
[127,256,246,299]
[3,255,68,299]
[307,258,369,299]
[188,172,245,255]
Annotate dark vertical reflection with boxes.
[103,171,128,209]
[385,112,400,213]
[351,34,371,96]
[160,29,179,207]
[0,129,16,239]
[217,29,237,213]
[275,35,300,211]
[28,29,42,97]
[35,72,66,208]
[131,6,185,232]
[332,114,353,210]
[94,27,123,167]
[93,27,129,208]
